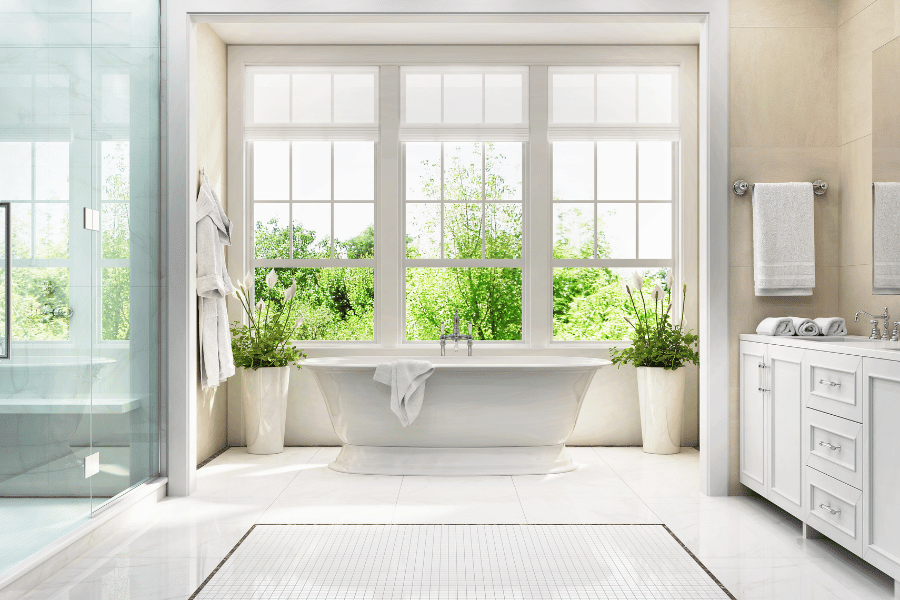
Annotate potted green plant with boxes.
[609,272,699,454]
[231,269,306,454]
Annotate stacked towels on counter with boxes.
[755,317,847,337]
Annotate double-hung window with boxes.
[237,48,691,345]
[401,67,528,341]
[549,67,680,341]
[246,67,378,340]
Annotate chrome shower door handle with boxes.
[0,203,9,359]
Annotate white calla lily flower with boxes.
[631,271,643,290]
[255,300,264,313]
[622,281,631,295]
[652,284,664,301]
[243,272,253,290]
[265,269,278,289]
[294,317,305,328]
[284,280,297,301]
[666,272,674,288]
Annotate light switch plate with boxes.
[84,452,100,478]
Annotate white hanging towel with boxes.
[873,182,900,294]
[373,360,434,427]
[752,182,815,296]
[197,172,236,389]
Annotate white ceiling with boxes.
[208,15,702,46]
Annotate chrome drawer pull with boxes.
[758,387,770,393]
[818,379,842,387]
[758,362,768,369]
[819,503,841,516]
[818,441,841,451]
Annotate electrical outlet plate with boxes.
[84,452,100,478]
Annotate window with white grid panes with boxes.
[246,67,377,341]
[401,67,527,342]
[549,67,679,341]
[0,141,71,341]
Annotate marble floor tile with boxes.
[392,476,527,524]
[6,446,896,600]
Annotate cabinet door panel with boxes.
[768,344,804,518]
[740,341,767,496]
[862,358,900,580]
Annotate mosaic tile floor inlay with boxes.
[190,524,734,600]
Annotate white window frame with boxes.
[227,45,698,350]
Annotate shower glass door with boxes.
[0,0,160,576]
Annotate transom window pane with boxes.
[247,67,378,125]
[550,67,678,126]
[402,68,527,125]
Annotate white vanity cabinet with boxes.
[862,357,900,581]
[739,340,804,518]
[739,334,900,591]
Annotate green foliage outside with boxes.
[253,140,676,342]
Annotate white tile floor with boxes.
[13,446,897,600]
[193,524,733,600]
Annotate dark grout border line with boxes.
[662,523,738,600]
[187,524,257,600]
[197,446,230,470]
[189,523,736,599]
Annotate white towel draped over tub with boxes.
[373,360,434,427]
[197,172,236,389]
[873,182,900,294]
[752,182,816,296]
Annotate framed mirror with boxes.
[872,38,900,294]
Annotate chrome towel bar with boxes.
[733,179,828,196]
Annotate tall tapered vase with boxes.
[240,366,290,454]
[636,366,685,454]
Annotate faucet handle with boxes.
[871,320,881,339]
[892,322,900,342]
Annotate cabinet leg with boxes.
[803,523,823,540]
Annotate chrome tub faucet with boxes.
[440,309,473,356]
[855,307,890,340]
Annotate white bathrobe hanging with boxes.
[197,173,236,389]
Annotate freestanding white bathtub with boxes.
[304,356,610,475]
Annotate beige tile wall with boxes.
[195,23,229,465]
[729,0,840,493]
[838,0,900,337]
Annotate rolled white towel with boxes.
[756,317,796,336]
[813,317,847,336]
[788,317,820,336]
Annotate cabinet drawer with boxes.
[806,408,862,489]
[805,350,862,422]
[806,467,863,556]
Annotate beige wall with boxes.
[837,1,900,334]
[728,0,841,493]
[195,23,229,465]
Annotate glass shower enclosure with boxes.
[0,0,160,576]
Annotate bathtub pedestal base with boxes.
[329,444,576,476]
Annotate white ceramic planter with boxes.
[635,366,686,455]
[240,365,291,455]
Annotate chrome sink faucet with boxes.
[440,309,473,356]
[855,307,890,340]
